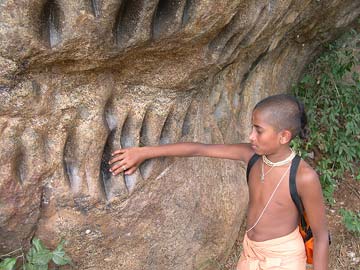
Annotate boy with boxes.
[109,94,329,270]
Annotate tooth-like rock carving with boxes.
[90,0,100,17]
[63,131,82,192]
[153,0,187,39]
[40,0,63,47]
[182,0,194,26]
[114,0,159,47]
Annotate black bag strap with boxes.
[289,155,308,227]
[289,155,331,244]
[246,154,260,182]
[289,155,302,214]
[290,155,314,241]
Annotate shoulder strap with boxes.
[289,156,332,245]
[289,155,302,213]
[246,154,260,182]
[289,155,308,229]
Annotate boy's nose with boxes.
[249,129,255,142]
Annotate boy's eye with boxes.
[251,125,263,134]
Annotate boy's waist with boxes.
[246,226,301,247]
[246,209,299,241]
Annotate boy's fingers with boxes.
[125,167,136,175]
[110,162,136,175]
[109,154,125,164]
[111,149,125,156]
[112,164,127,175]
[110,161,131,173]
[109,162,121,172]
[112,168,121,175]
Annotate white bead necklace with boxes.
[262,149,296,167]
[261,149,296,183]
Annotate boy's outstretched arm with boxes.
[298,164,329,270]
[109,142,254,175]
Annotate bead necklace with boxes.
[261,149,296,183]
[262,148,296,167]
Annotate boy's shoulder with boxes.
[296,158,320,191]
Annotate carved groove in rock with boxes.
[240,46,270,88]
[181,99,196,137]
[222,24,254,60]
[235,6,269,50]
[63,132,79,192]
[208,11,244,55]
[138,108,159,180]
[40,0,62,47]
[181,0,193,26]
[100,129,118,200]
[120,112,134,149]
[15,150,26,185]
[139,102,173,179]
[153,0,186,39]
[160,94,193,144]
[90,0,100,18]
[207,2,266,62]
[101,101,115,199]
[113,0,127,46]
[213,90,229,129]
[159,106,175,145]
[119,111,144,193]
[114,0,158,48]
[99,99,128,201]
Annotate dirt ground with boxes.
[220,177,360,270]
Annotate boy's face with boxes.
[249,109,283,155]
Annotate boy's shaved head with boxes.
[254,94,308,140]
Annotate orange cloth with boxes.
[237,228,306,270]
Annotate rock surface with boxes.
[0,0,359,269]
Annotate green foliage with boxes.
[0,258,17,270]
[339,209,360,235]
[291,29,360,204]
[0,238,72,270]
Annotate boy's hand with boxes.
[109,147,145,175]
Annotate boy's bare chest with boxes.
[250,181,291,208]
[248,165,294,211]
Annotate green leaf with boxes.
[52,241,71,266]
[26,238,52,266]
[24,263,48,270]
[340,209,360,234]
[30,250,52,266]
[26,247,35,264]
[0,258,17,270]
[23,263,36,270]
[35,265,48,270]
[31,238,47,253]
[52,253,72,266]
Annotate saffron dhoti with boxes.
[237,228,306,270]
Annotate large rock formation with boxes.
[0,0,359,269]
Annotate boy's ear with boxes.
[279,130,292,144]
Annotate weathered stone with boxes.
[0,0,359,269]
